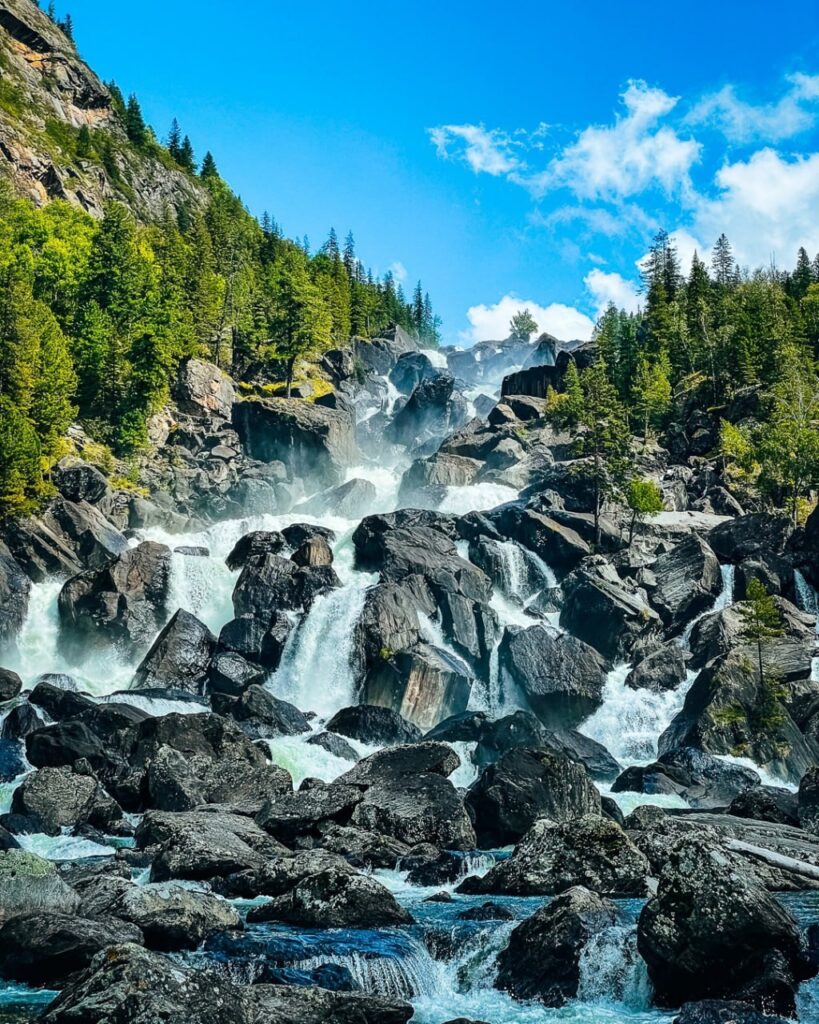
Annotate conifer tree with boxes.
[125,95,147,147]
[200,151,219,180]
[632,353,671,445]
[343,232,356,279]
[167,118,182,161]
[178,136,196,173]
[712,234,737,287]
[739,578,784,691]
[509,308,538,342]
[269,247,332,396]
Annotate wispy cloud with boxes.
[687,73,819,143]
[429,124,523,176]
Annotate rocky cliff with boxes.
[0,0,203,217]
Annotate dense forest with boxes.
[544,231,819,533]
[0,103,441,515]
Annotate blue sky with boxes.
[65,0,819,345]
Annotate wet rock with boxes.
[390,350,438,394]
[363,642,473,731]
[637,836,815,1015]
[387,374,467,447]
[43,497,129,569]
[245,981,414,1024]
[498,625,608,728]
[673,1001,791,1024]
[0,738,25,783]
[495,886,618,1005]
[0,850,79,920]
[461,815,649,897]
[175,357,235,419]
[290,535,333,568]
[225,530,286,570]
[233,396,356,488]
[326,704,421,746]
[492,507,591,574]
[306,731,359,761]
[137,809,285,882]
[466,747,602,847]
[339,741,461,785]
[458,901,514,921]
[217,685,310,740]
[0,911,143,985]
[0,668,22,702]
[58,541,171,661]
[2,516,81,583]
[651,535,722,632]
[281,523,336,549]
[233,553,340,619]
[248,865,412,928]
[728,785,799,827]
[26,720,108,770]
[798,766,819,835]
[296,477,377,519]
[687,599,812,672]
[10,767,122,836]
[256,782,362,844]
[131,713,292,812]
[560,564,660,660]
[28,680,92,719]
[0,542,30,650]
[115,882,241,951]
[132,609,216,695]
[1,702,42,741]
[207,650,265,697]
[614,746,761,808]
[709,514,794,563]
[398,452,482,505]
[316,824,410,869]
[626,645,688,693]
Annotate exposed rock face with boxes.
[398,452,482,505]
[651,535,722,631]
[225,530,286,570]
[233,397,356,487]
[498,625,608,728]
[363,642,472,730]
[626,645,688,693]
[613,746,759,808]
[466,747,601,847]
[0,667,22,702]
[637,837,815,1015]
[390,351,438,394]
[58,541,171,660]
[216,685,310,740]
[495,886,618,1005]
[43,497,129,568]
[232,553,339,619]
[10,766,122,835]
[491,507,591,574]
[175,358,235,419]
[0,541,30,649]
[461,815,649,897]
[112,883,240,951]
[709,514,795,563]
[386,374,467,447]
[798,766,819,834]
[132,609,216,695]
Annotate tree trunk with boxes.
[285,357,295,399]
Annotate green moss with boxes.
[710,703,747,727]
[0,76,27,120]
[379,646,394,661]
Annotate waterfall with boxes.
[576,924,651,1008]
[266,565,377,720]
[292,941,438,1001]
[438,483,519,516]
[794,570,819,682]
[680,563,735,646]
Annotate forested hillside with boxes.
[0,0,440,515]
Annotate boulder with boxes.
[296,477,377,519]
[28,679,92,718]
[353,576,436,675]
[0,911,143,985]
[175,358,235,419]
[495,886,618,1005]
[132,609,216,695]
[0,850,79,921]
[255,783,363,844]
[115,883,241,951]
[0,668,22,702]
[290,535,333,568]
[52,458,110,505]
[326,704,421,746]
[2,517,81,582]
[225,530,286,570]
[233,397,356,488]
[626,645,688,693]
[43,497,129,569]
[560,565,660,660]
[306,731,359,762]
[492,507,591,574]
[339,741,461,786]
[217,613,292,672]
[1,702,42,741]
[247,865,412,928]
[651,536,722,632]
[460,815,649,897]
[613,747,760,808]
[389,351,438,394]
[207,650,265,697]
[0,738,25,782]
[638,836,815,1015]
[10,767,122,836]
[466,747,601,847]
[0,542,30,650]
[26,720,109,770]
[232,554,339,619]
[217,685,310,740]
[362,643,472,731]
[673,1001,792,1024]
[729,786,799,827]
[498,625,608,728]
[386,374,467,447]
[709,514,794,563]
[798,766,819,835]
[58,542,171,661]
[398,453,482,505]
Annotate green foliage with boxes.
[625,478,664,545]
[739,578,785,690]
[632,352,671,443]
[509,308,538,342]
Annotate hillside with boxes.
[0,0,203,217]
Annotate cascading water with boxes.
[794,569,819,682]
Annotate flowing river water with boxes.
[2,382,819,1023]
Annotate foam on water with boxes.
[438,482,518,515]
[16,831,115,860]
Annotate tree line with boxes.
[0,129,440,515]
[544,232,819,536]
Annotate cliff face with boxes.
[0,0,203,218]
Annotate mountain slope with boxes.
[0,0,202,217]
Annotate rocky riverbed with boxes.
[1,327,819,1023]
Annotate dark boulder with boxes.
[709,514,794,563]
[729,786,799,827]
[673,1001,791,1024]
[491,507,591,574]
[225,530,286,570]
[296,477,377,519]
[460,815,649,897]
[11,767,122,836]
[466,747,601,847]
[26,720,108,770]
[637,836,815,1015]
[390,351,438,394]
[306,731,359,761]
[613,747,760,808]
[255,782,363,844]
[58,542,171,661]
[651,535,722,632]
[326,704,421,746]
[28,680,93,719]
[560,564,660,660]
[52,458,110,505]
[627,645,688,693]
[0,542,30,650]
[1,702,43,741]
[0,668,22,702]
[0,739,26,782]
[216,685,310,740]
[386,373,467,447]
[207,650,265,697]
[132,609,216,695]
[495,886,618,1005]
[498,625,608,728]
[112,882,240,951]
[43,497,129,569]
[0,912,143,985]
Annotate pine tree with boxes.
[60,12,73,40]
[792,247,813,300]
[0,395,41,517]
[125,95,147,147]
[323,228,340,262]
[632,353,672,444]
[343,232,356,280]
[269,247,332,396]
[167,118,182,161]
[509,309,538,342]
[46,1,56,19]
[739,578,784,691]
[712,234,736,287]
[106,81,126,118]
[178,136,196,173]
[76,124,93,159]
[412,281,424,338]
[200,151,219,180]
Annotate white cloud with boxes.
[545,80,701,201]
[462,294,594,344]
[388,261,407,283]
[687,74,819,143]
[429,124,522,176]
[584,269,641,317]
[669,229,706,273]
[690,148,819,266]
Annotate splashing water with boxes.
[577,924,652,1008]
[438,483,518,516]
[679,563,735,646]
[794,569,819,682]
